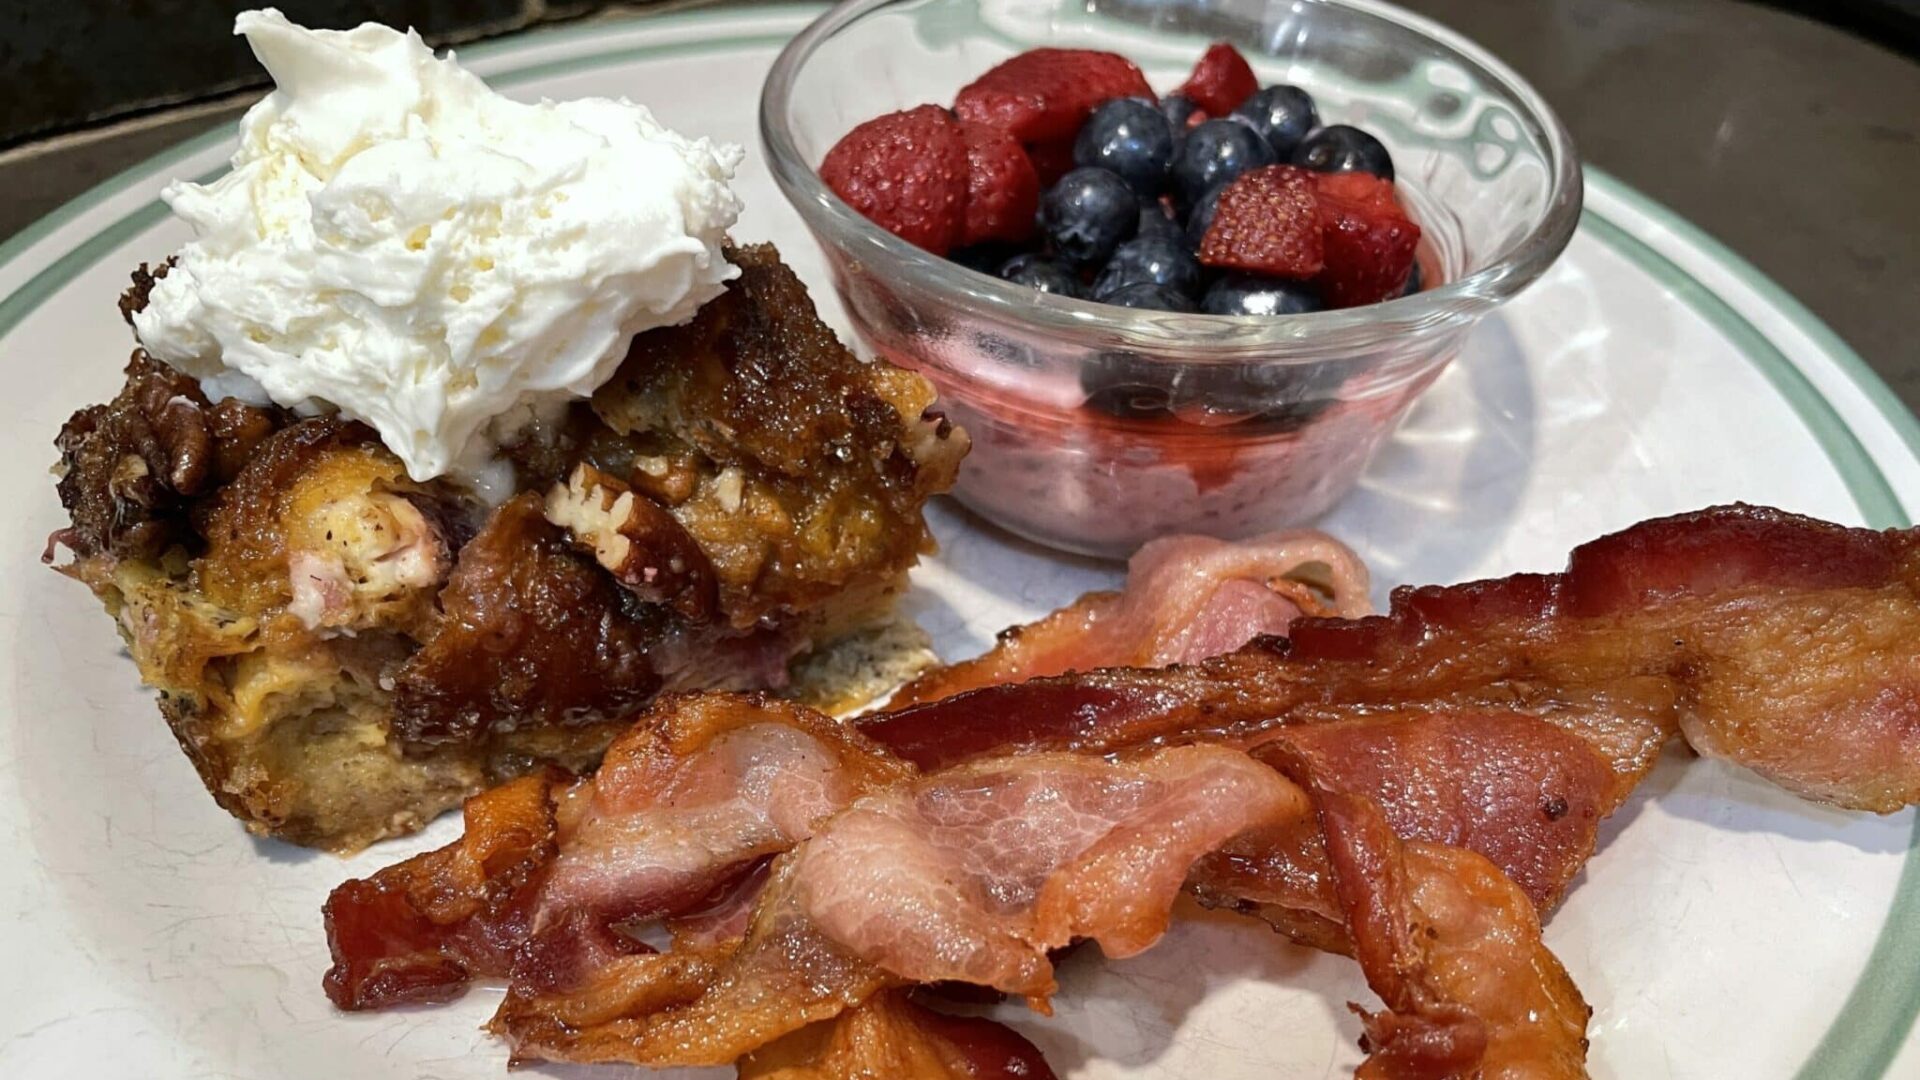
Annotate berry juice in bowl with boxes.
[762,0,1580,558]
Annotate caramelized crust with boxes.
[543,462,718,621]
[54,349,280,560]
[49,244,965,850]
[591,242,966,627]
[392,493,669,744]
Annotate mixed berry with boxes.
[820,42,1424,317]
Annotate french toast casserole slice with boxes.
[49,243,966,851]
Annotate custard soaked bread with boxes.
[51,244,965,850]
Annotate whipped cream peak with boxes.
[134,8,744,485]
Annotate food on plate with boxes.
[325,693,1584,1076]
[131,8,746,489]
[888,528,1370,706]
[869,503,1920,811]
[43,11,965,851]
[321,503,1917,1076]
[738,989,1058,1079]
[821,42,1422,313]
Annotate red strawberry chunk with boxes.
[1315,170,1402,214]
[1313,171,1421,307]
[954,48,1153,143]
[1179,43,1259,117]
[1197,164,1325,279]
[957,121,1040,246]
[1023,138,1077,187]
[820,105,969,255]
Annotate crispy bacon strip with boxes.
[487,743,1584,1079]
[1264,743,1592,1079]
[321,771,558,1009]
[323,694,904,1010]
[739,991,1059,1080]
[865,505,1920,812]
[323,504,1917,1075]
[891,530,1369,706]
[1262,708,1624,910]
[325,702,1589,1076]
[324,694,1617,1006]
[493,746,1311,1062]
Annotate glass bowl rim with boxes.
[760,0,1584,361]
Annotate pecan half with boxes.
[543,462,718,622]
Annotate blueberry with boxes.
[1402,260,1424,296]
[1184,184,1226,248]
[1038,167,1139,266]
[1201,273,1323,316]
[1291,124,1394,180]
[951,243,1018,276]
[971,331,1040,369]
[1073,99,1176,198]
[1101,282,1198,312]
[1081,351,1177,420]
[1187,358,1345,432]
[1172,118,1276,206]
[1094,235,1203,300]
[1159,93,1202,131]
[1232,85,1319,158]
[1137,197,1182,241]
[998,252,1083,298]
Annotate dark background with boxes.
[4,0,1915,148]
[3,0,1917,409]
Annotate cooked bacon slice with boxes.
[739,991,1058,1080]
[865,505,1920,812]
[323,503,1918,1075]
[326,704,1594,1074]
[324,696,1613,1006]
[1259,708,1625,910]
[892,530,1369,706]
[324,693,904,1010]
[488,743,1585,1079]
[322,771,559,1009]
[1272,743,1592,1078]
[515,693,909,995]
[494,745,1312,1062]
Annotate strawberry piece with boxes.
[1313,171,1421,307]
[1023,138,1077,187]
[1179,43,1259,117]
[820,105,969,255]
[954,48,1153,143]
[1315,170,1401,214]
[1197,164,1325,279]
[958,121,1040,246]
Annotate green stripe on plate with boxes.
[1579,211,1904,530]
[1575,174,1918,1080]
[0,7,1913,1077]
[1577,197,1917,1080]
[1589,166,1920,471]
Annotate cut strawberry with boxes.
[1314,170,1401,214]
[1313,171,1421,307]
[820,105,969,255]
[1023,138,1077,187]
[957,121,1040,246]
[1178,43,1259,117]
[1197,164,1325,279]
[954,48,1153,143]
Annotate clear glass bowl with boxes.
[761,0,1581,558]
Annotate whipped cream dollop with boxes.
[133,8,743,487]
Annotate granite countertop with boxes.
[3,0,1915,411]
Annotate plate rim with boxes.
[1,4,1914,1075]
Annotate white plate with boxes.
[2,6,1917,1078]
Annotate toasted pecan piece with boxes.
[544,462,718,621]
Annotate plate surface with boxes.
[2,7,1918,1078]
